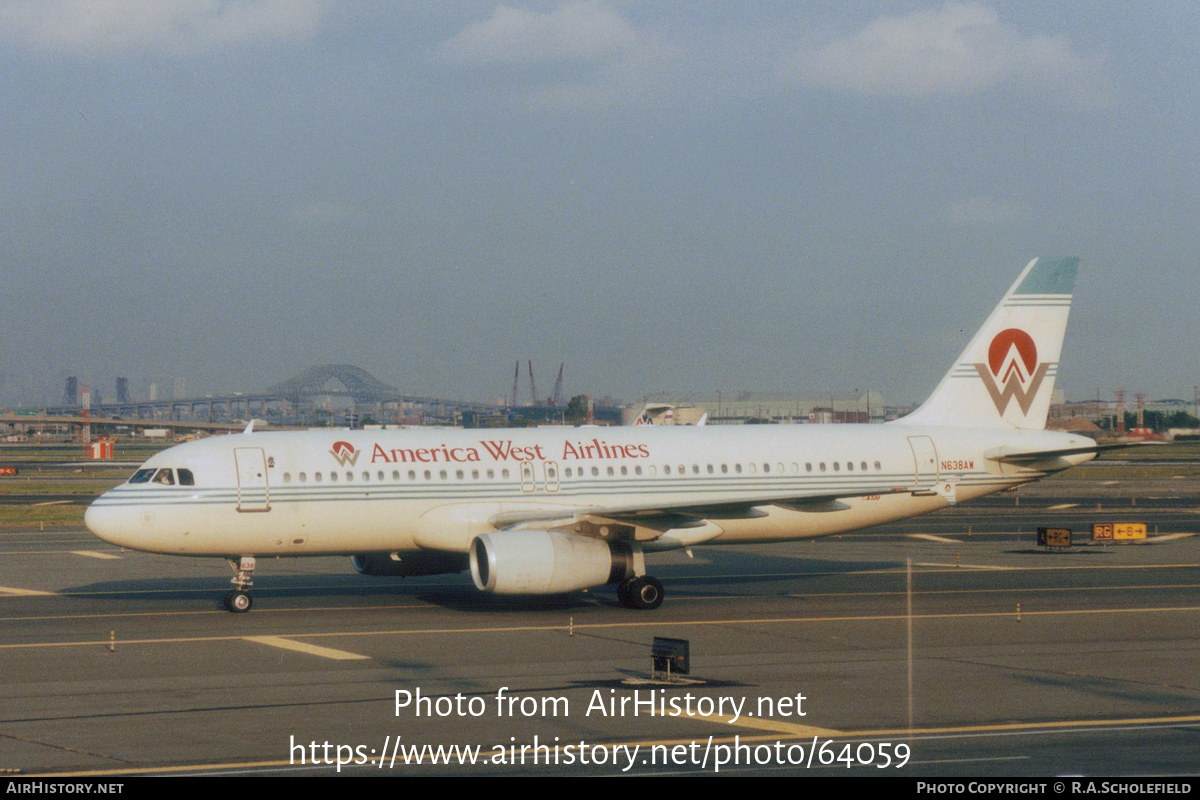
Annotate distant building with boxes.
[627,391,885,425]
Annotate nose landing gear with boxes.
[224,556,256,613]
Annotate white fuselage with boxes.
[85,423,1094,559]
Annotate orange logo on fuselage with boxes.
[973,328,1049,417]
[329,441,360,467]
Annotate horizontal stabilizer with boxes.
[983,440,1147,464]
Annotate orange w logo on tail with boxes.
[973,328,1049,417]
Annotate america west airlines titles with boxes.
[332,439,652,468]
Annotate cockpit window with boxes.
[177,468,195,486]
[129,468,155,484]
[152,468,175,485]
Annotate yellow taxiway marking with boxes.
[0,603,432,623]
[0,586,54,597]
[70,550,122,560]
[849,713,1200,738]
[7,603,1200,651]
[663,710,841,737]
[791,582,1200,601]
[28,712,1200,777]
[671,562,1200,582]
[243,635,370,661]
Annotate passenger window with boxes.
[591,466,599,477]
[424,470,432,480]
[707,464,714,474]
[820,463,826,472]
[315,472,323,482]
[456,470,464,479]
[664,465,671,475]
[330,472,338,482]
[735,464,742,474]
[861,462,868,471]
[791,462,798,473]
[502,469,510,479]
[847,461,854,471]
[408,470,416,480]
[874,461,882,471]
[177,468,195,486]
[345,471,353,482]
[472,470,479,479]
[607,467,614,476]
[720,464,728,474]
[439,470,447,480]
[763,463,770,473]
[621,466,628,476]
[282,472,291,483]
[392,470,400,480]
[487,469,495,479]
[299,472,307,483]
[806,463,812,472]
[833,462,840,471]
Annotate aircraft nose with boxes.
[84,495,139,548]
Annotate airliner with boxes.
[86,257,1099,613]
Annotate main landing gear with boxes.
[617,575,664,610]
[611,543,664,610]
[224,556,256,613]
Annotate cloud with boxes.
[783,3,1109,104]
[440,1,671,111]
[441,0,638,65]
[930,195,1030,228]
[0,0,325,54]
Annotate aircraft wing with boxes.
[487,486,912,537]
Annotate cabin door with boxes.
[907,436,939,487]
[234,447,271,511]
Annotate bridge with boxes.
[35,365,506,427]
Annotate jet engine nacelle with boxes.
[469,530,631,595]
[351,552,469,577]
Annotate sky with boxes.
[1,1,1197,408]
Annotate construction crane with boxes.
[507,361,565,408]
[549,362,564,407]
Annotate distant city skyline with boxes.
[7,363,1196,412]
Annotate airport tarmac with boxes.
[2,473,1199,777]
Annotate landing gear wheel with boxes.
[618,576,664,610]
[224,556,257,613]
[224,589,253,613]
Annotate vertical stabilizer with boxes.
[901,257,1078,430]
